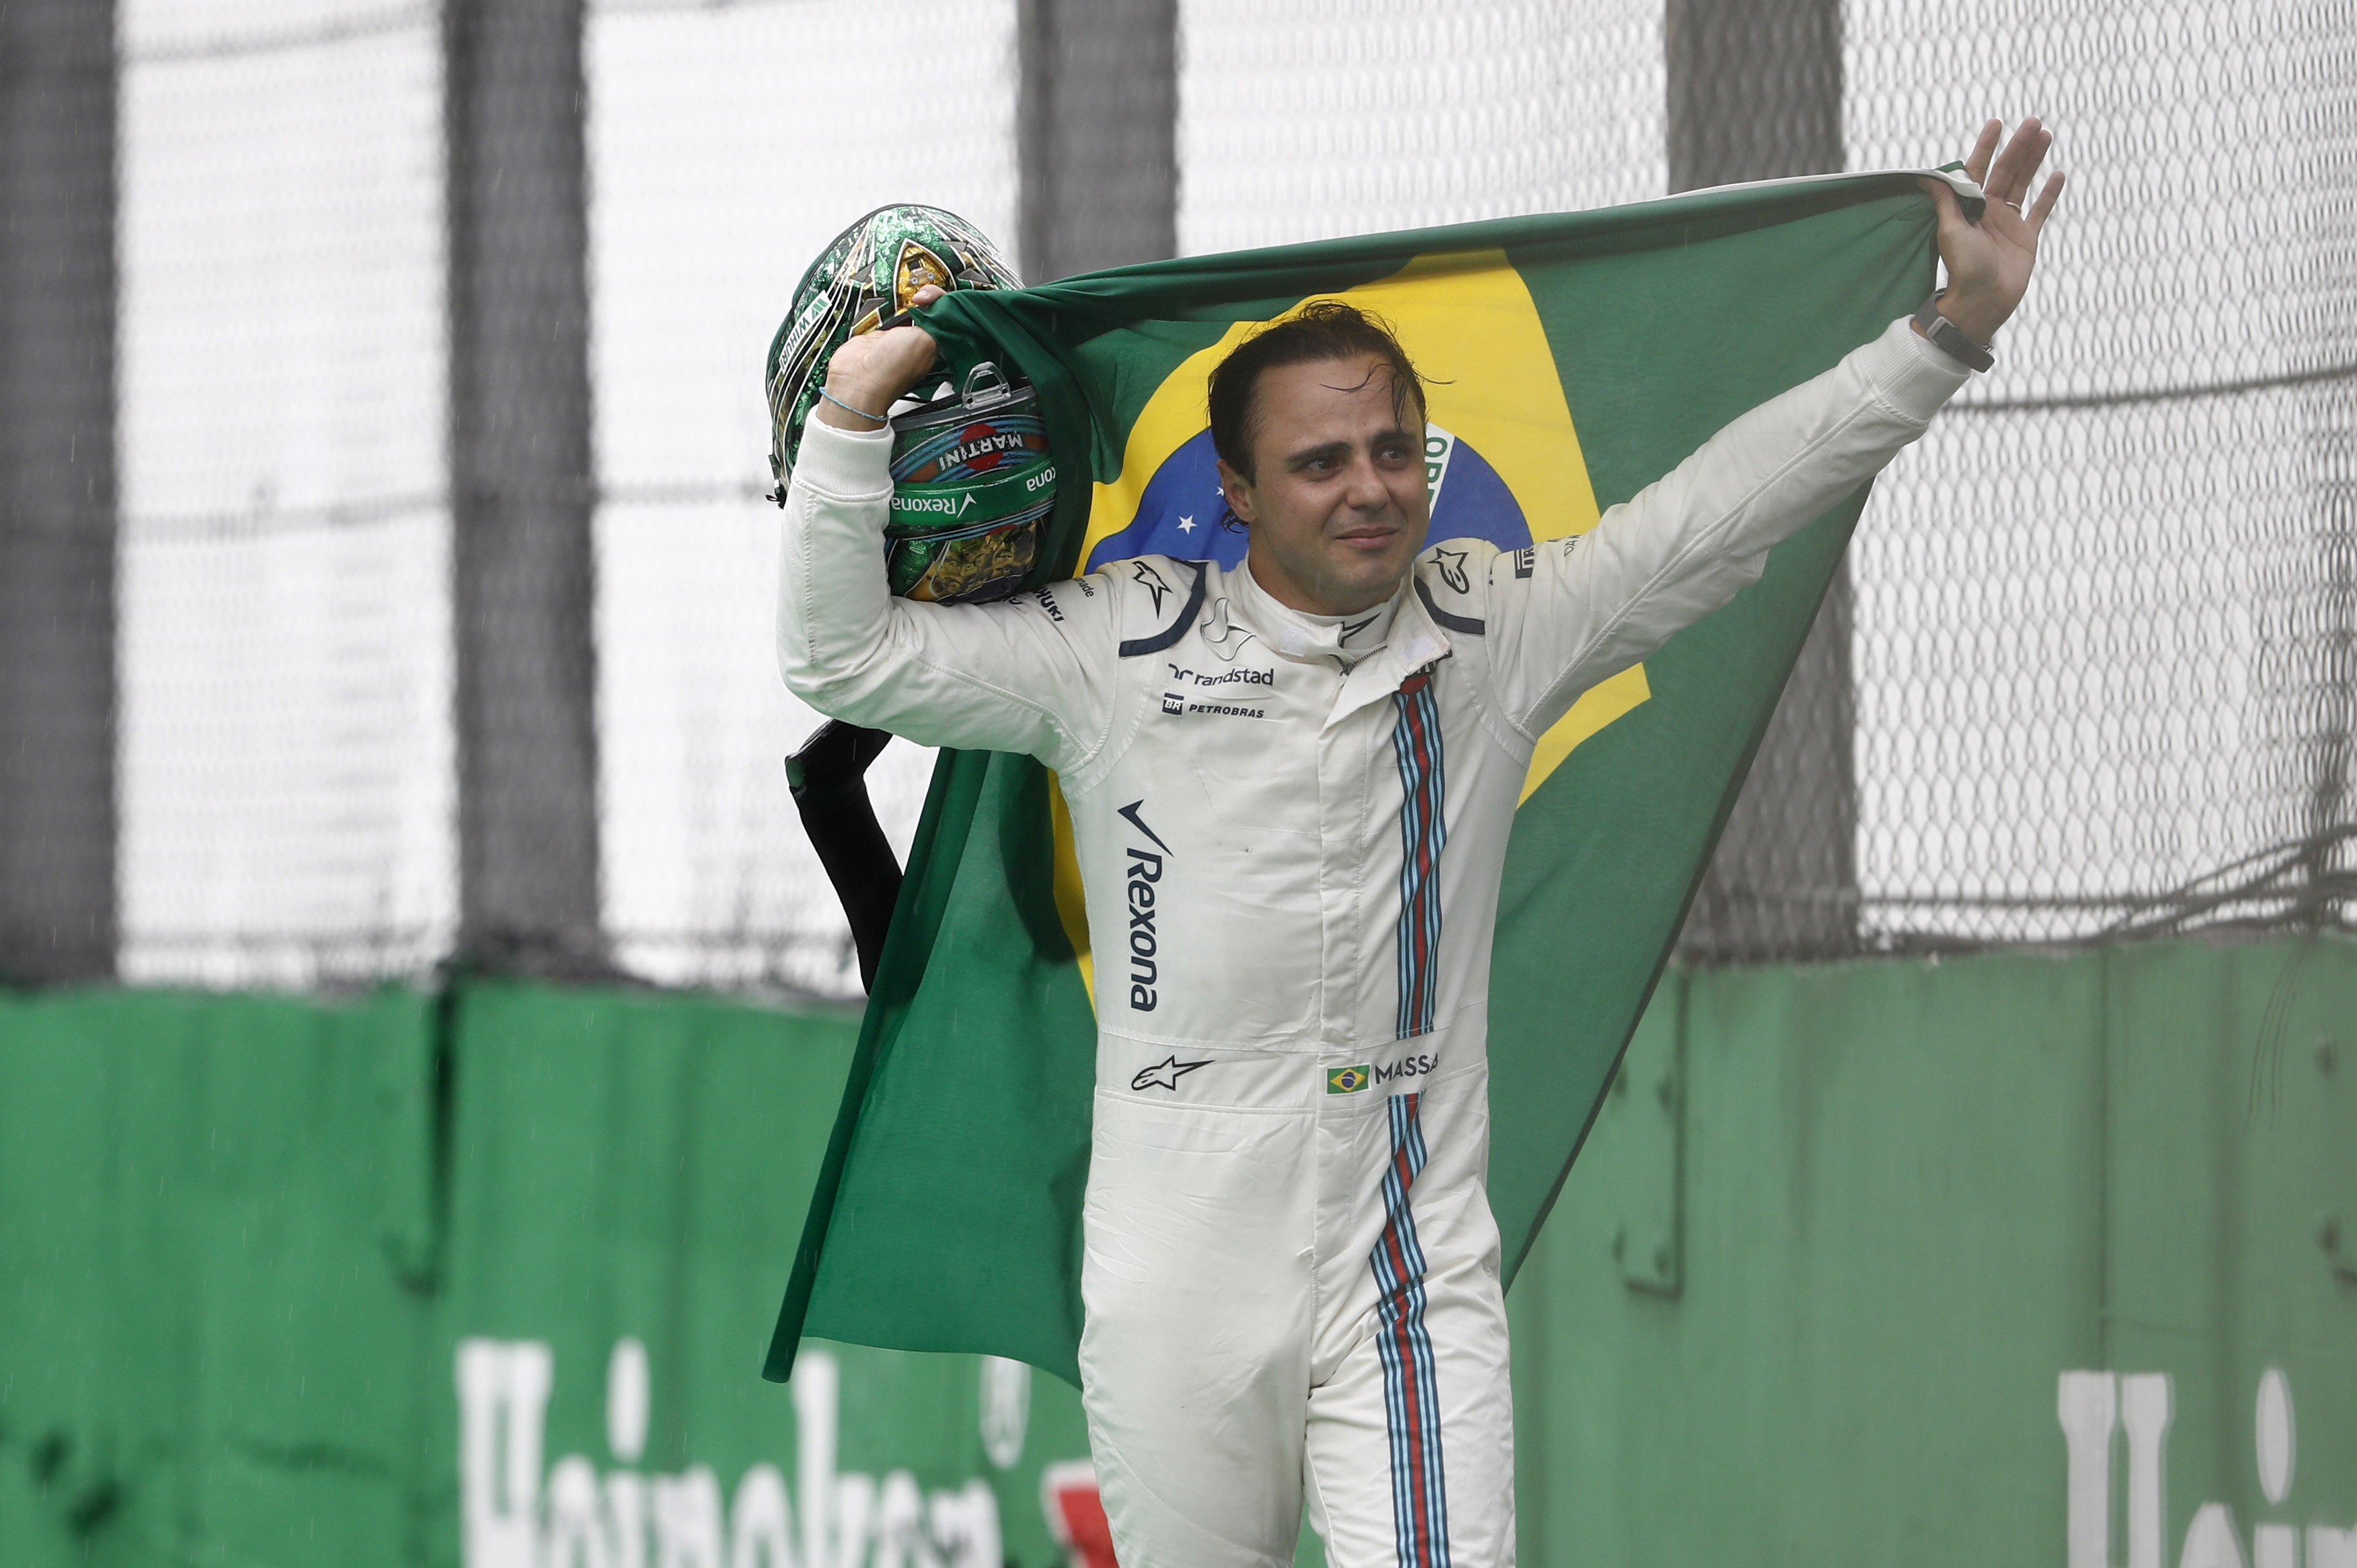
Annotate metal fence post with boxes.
[1666,0,1857,963]
[2304,388,2356,922]
[0,0,119,984]
[445,0,604,974]
[1017,0,1180,282]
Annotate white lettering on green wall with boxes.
[2060,1369,2357,1568]
[457,1338,1000,1568]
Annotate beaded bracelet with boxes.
[817,386,891,426]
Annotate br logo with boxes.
[1083,423,1534,574]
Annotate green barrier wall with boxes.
[0,983,1095,1568]
[1513,938,2357,1568]
[3,939,2353,1567]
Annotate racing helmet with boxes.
[767,206,1056,605]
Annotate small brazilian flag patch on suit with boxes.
[1328,1066,1371,1095]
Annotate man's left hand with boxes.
[1920,117,2066,345]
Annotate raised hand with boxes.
[1920,118,2066,345]
[814,282,948,429]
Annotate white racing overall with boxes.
[778,318,1970,1567]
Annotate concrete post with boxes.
[2302,388,2356,920]
[1016,0,1180,282]
[445,0,603,974]
[0,0,120,983]
[1666,0,1857,962]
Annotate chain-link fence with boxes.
[118,3,451,988]
[40,0,2357,994]
[1846,0,2357,947]
[589,0,1015,990]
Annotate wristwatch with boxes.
[1914,293,1994,372]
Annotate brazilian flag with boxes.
[767,170,1970,1385]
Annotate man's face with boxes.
[1219,354,1430,617]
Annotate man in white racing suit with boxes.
[778,123,2061,1568]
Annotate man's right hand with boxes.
[1918,118,2064,346]
[813,282,947,430]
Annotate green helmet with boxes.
[881,362,1056,604]
[766,203,1022,486]
[766,205,1052,606]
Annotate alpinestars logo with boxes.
[1433,546,1471,594]
[1130,1055,1212,1092]
[1120,801,1169,1011]
[1131,562,1170,614]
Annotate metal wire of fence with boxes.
[1843,0,2357,947]
[117,0,450,988]
[86,0,2357,995]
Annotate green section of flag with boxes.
[767,172,1945,1387]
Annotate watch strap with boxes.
[1914,293,1994,372]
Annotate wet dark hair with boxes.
[1207,301,1430,485]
